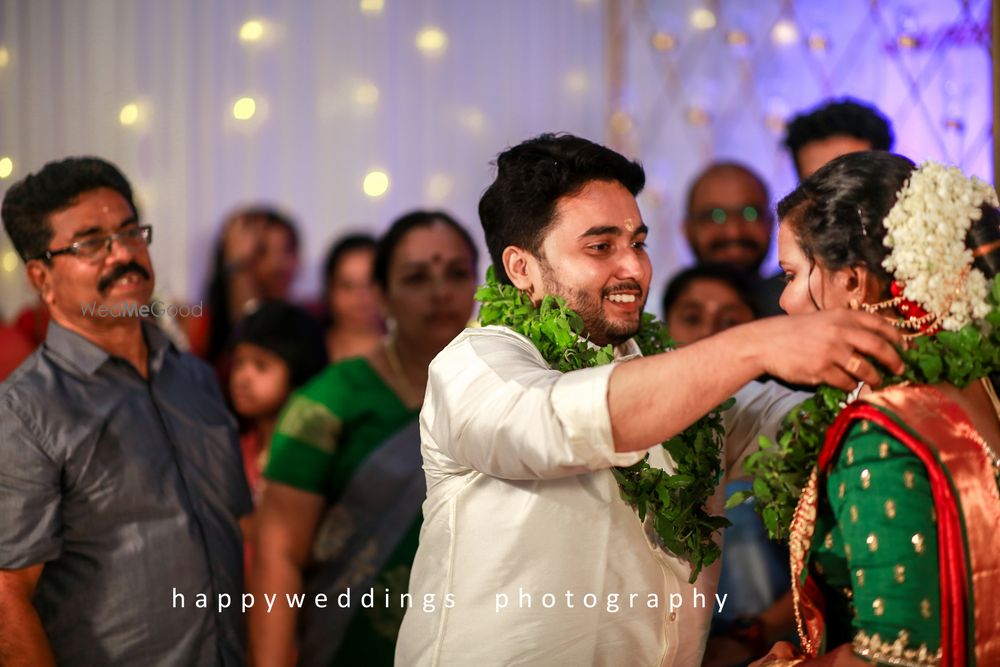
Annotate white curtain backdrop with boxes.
[0,0,607,317]
[0,0,993,321]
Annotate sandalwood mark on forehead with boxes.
[430,253,443,264]
[624,218,635,232]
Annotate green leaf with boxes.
[724,490,752,509]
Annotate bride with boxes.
[751,151,1000,666]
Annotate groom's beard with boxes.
[540,263,644,347]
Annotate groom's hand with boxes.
[753,309,904,391]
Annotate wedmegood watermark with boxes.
[81,300,203,319]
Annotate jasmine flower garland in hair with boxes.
[476,266,735,583]
[882,161,998,331]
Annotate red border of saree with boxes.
[790,385,1000,666]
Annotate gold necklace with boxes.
[384,338,420,405]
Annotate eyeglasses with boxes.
[37,225,153,261]
[690,206,769,227]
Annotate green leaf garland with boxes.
[476,266,734,582]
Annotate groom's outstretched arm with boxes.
[609,308,903,452]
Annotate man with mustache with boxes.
[0,157,251,665]
[395,134,904,665]
[682,161,784,316]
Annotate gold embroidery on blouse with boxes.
[867,532,879,552]
[839,482,846,499]
[861,468,872,489]
[824,532,833,549]
[847,446,855,465]
[861,420,870,433]
[895,564,906,583]
[853,629,942,667]
[850,505,859,523]
[885,499,897,519]
[872,598,885,616]
[921,598,932,618]
[912,533,925,554]
[879,441,890,458]
[856,568,865,586]
[904,470,915,488]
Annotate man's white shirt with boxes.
[395,325,804,666]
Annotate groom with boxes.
[395,134,903,666]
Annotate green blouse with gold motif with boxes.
[793,385,1000,667]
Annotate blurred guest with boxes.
[230,301,327,573]
[0,156,250,665]
[187,206,301,366]
[661,264,757,344]
[321,233,383,362]
[250,210,478,666]
[230,301,328,499]
[683,162,784,315]
[783,97,893,180]
[0,321,34,381]
[662,264,794,667]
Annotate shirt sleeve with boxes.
[0,403,62,568]
[826,422,941,657]
[264,392,342,494]
[722,380,809,481]
[421,328,646,480]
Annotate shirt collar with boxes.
[615,338,642,361]
[45,318,173,376]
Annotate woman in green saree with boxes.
[752,152,1000,666]
[249,211,478,666]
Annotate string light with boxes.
[726,29,751,47]
[416,27,447,55]
[0,157,13,179]
[807,30,830,52]
[564,70,589,94]
[771,19,800,46]
[363,170,390,198]
[2,250,17,273]
[233,97,257,120]
[239,20,265,43]
[690,9,717,30]
[457,107,486,133]
[353,82,379,107]
[119,103,140,126]
[427,173,453,202]
[360,0,384,15]
[651,32,677,51]
[610,111,633,134]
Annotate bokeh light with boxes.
[233,97,257,120]
[363,170,390,198]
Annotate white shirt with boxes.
[396,326,804,666]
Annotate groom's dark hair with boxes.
[478,133,645,285]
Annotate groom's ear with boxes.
[502,246,538,296]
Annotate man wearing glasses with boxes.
[681,161,784,316]
[0,157,251,665]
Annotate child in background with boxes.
[230,302,328,502]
